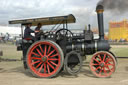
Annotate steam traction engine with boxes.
[9,5,117,78]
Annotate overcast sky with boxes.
[0,0,128,34]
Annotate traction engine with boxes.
[9,5,117,78]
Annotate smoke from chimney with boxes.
[98,0,128,14]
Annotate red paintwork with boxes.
[90,52,116,77]
[27,41,61,77]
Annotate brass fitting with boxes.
[96,5,104,13]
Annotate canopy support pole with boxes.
[21,25,24,39]
[66,20,68,29]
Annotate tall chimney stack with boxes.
[96,5,104,40]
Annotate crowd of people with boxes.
[0,33,10,43]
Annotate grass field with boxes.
[110,45,128,57]
[0,43,22,60]
[0,43,128,60]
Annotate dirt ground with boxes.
[0,58,128,85]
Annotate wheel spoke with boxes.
[36,48,43,57]
[106,64,114,66]
[98,55,102,62]
[50,61,58,67]
[39,45,44,53]
[44,63,46,73]
[32,52,40,57]
[38,64,44,73]
[103,67,107,75]
[106,65,112,72]
[32,60,40,65]
[91,64,99,66]
[103,54,106,62]
[105,58,109,63]
[48,58,58,61]
[94,66,100,71]
[99,68,102,75]
[32,57,41,60]
[36,62,42,68]
[47,62,55,70]
[47,49,55,57]
[105,58,113,63]
[44,45,47,55]
[47,64,50,74]
[47,45,51,54]
[49,53,58,58]
[93,58,100,64]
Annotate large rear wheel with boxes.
[26,40,64,78]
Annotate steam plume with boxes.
[98,0,128,14]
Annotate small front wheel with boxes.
[89,51,117,78]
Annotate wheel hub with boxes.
[100,62,105,67]
[42,56,47,62]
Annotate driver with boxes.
[35,23,43,40]
[24,23,35,40]
[35,23,43,35]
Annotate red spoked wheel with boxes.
[89,51,116,78]
[26,40,64,78]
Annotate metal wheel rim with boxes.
[89,51,116,78]
[27,41,62,77]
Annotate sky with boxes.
[0,0,128,34]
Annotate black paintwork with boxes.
[17,5,110,67]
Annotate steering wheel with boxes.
[55,29,73,41]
